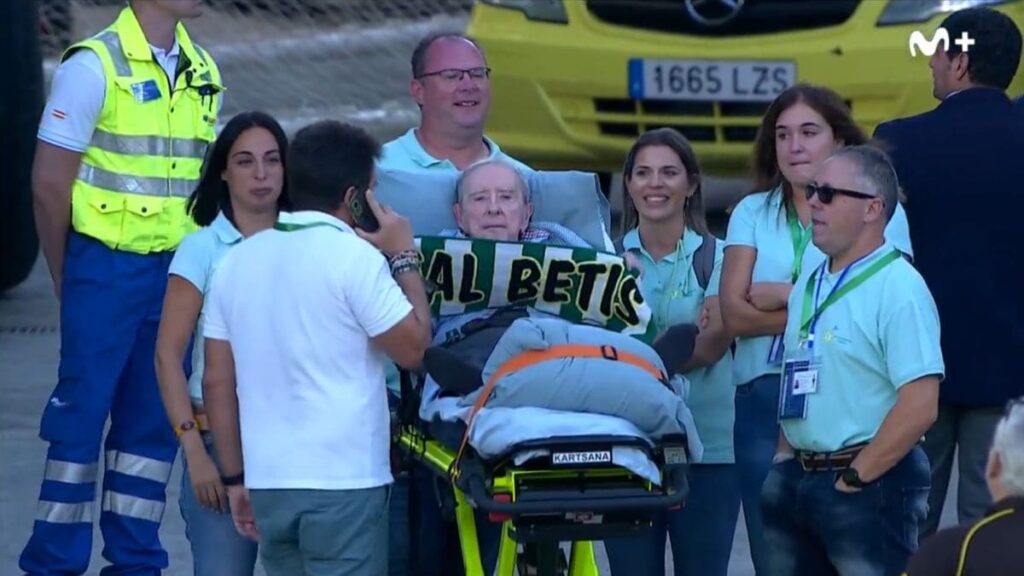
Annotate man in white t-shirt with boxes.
[201,120,432,575]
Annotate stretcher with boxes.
[395,403,691,576]
[377,167,695,575]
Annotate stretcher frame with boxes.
[396,418,690,576]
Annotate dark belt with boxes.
[795,443,867,472]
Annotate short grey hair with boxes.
[992,403,1024,497]
[830,145,900,222]
[455,159,531,205]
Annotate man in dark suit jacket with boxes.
[873,7,1024,540]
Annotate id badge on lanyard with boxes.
[776,249,902,421]
[778,338,820,420]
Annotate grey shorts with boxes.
[249,484,391,576]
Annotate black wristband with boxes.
[221,471,245,486]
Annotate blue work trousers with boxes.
[20,231,179,575]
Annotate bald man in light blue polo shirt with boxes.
[760,146,944,576]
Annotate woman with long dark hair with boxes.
[605,127,738,576]
[718,84,912,574]
[155,111,290,575]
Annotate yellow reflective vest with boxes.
[66,7,223,254]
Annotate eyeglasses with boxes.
[416,67,491,82]
[805,183,878,204]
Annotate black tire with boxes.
[0,0,43,292]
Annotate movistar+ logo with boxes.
[909,28,976,57]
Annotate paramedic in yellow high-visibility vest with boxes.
[22,1,222,573]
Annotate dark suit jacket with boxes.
[874,88,1024,407]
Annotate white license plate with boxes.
[629,59,796,102]
[552,450,612,465]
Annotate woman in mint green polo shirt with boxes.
[605,128,738,576]
[154,112,291,576]
[719,84,914,575]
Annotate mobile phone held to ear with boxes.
[348,187,380,233]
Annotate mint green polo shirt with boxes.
[780,241,944,452]
[623,227,735,464]
[168,213,243,406]
[723,188,914,387]
[379,128,532,174]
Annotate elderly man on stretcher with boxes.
[411,159,705,469]
[381,159,707,575]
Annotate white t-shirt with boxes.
[203,210,413,490]
[38,42,181,153]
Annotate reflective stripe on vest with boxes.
[78,164,197,198]
[89,128,208,160]
[67,6,222,254]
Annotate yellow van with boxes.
[469,0,1024,177]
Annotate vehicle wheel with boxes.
[0,0,43,292]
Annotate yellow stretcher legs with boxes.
[398,428,601,576]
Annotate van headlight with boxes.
[478,0,569,24]
[878,0,1016,25]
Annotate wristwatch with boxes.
[840,467,867,488]
[221,471,245,487]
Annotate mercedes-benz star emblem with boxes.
[684,0,746,27]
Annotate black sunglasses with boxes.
[805,183,878,204]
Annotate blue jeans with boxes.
[388,474,411,576]
[760,445,931,576]
[734,373,780,575]
[604,464,741,576]
[179,433,258,576]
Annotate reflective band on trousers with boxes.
[36,501,93,524]
[102,491,165,523]
[105,450,173,484]
[78,164,196,198]
[90,128,208,160]
[44,459,98,484]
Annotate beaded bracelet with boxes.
[388,249,420,266]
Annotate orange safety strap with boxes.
[450,344,668,479]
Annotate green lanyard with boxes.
[798,249,901,342]
[787,205,814,283]
[273,221,344,233]
[655,239,690,332]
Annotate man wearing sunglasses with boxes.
[379,32,530,174]
[904,397,1024,575]
[761,145,945,576]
